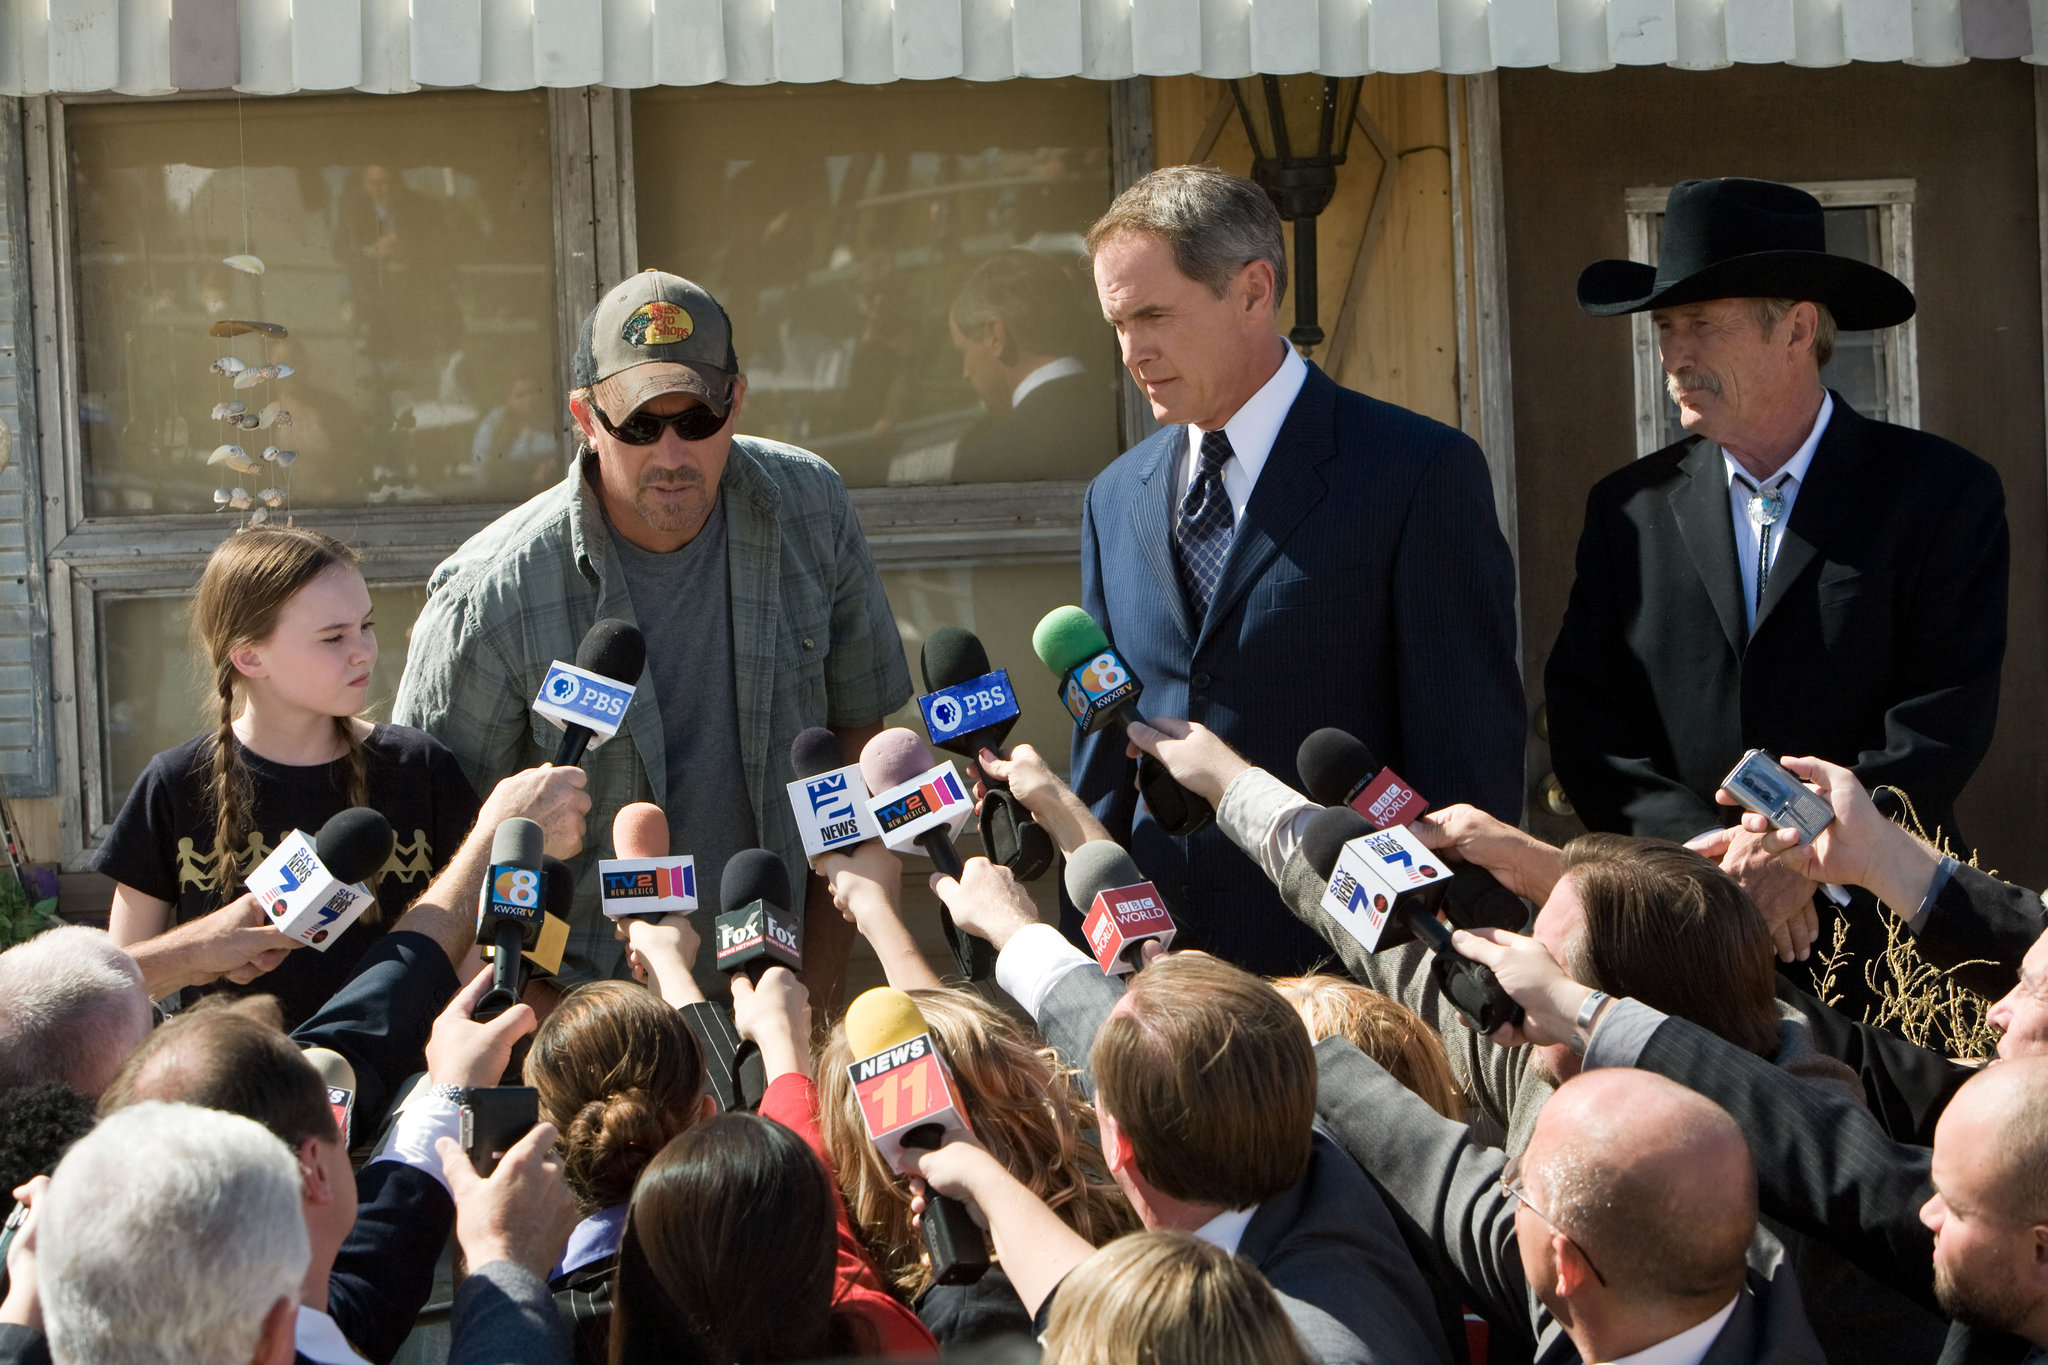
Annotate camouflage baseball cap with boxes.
[573,269,738,420]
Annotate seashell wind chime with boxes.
[208,255,299,528]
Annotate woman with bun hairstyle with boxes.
[96,527,482,1026]
[816,986,1137,1344]
[523,979,710,1365]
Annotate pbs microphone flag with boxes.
[868,763,974,855]
[531,661,633,748]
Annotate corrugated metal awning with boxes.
[0,0,2034,94]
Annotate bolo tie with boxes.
[1734,471,1793,611]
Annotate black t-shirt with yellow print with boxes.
[94,724,481,1027]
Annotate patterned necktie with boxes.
[1174,428,1236,621]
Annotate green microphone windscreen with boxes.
[1032,606,1110,678]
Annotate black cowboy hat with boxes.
[1576,178,1915,332]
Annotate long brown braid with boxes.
[192,527,372,902]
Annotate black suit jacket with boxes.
[332,1161,456,1365]
[1313,1036,1825,1365]
[292,928,460,1145]
[1034,967,1453,1365]
[953,368,1120,483]
[1546,395,2007,845]
[1610,1009,2036,1365]
[1075,364,1524,975]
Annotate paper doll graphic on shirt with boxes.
[176,829,434,892]
[176,832,272,892]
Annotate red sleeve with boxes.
[758,1074,940,1357]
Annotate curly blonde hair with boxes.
[817,987,1136,1297]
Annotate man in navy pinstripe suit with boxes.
[1070,165,1524,976]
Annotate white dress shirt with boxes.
[1602,1293,1739,1365]
[1723,390,1832,631]
[297,1308,373,1365]
[1174,342,1308,526]
[1011,356,1086,408]
[1191,1205,1258,1255]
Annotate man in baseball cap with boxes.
[398,270,911,1010]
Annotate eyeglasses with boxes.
[1500,1151,1607,1287]
[593,392,732,445]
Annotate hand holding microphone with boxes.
[429,966,538,1090]
[1446,926,1604,1051]
[606,803,704,999]
[478,765,591,861]
[730,965,813,1081]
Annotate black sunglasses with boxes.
[594,391,732,445]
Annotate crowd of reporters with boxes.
[4,712,2047,1365]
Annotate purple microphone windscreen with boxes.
[1301,805,1374,880]
[858,727,935,796]
[575,618,647,685]
[790,726,848,780]
[315,808,395,886]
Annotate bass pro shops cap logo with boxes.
[623,301,694,347]
[929,697,963,734]
[547,673,580,704]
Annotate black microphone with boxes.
[315,807,398,884]
[1030,606,1211,837]
[550,619,647,767]
[1297,806,1522,1035]
[920,627,1052,882]
[1297,727,1526,933]
[246,807,395,948]
[475,818,545,1023]
[714,849,802,983]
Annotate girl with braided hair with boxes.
[97,526,479,1026]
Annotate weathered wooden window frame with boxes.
[1624,179,1920,459]
[22,81,1149,866]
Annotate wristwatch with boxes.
[429,1083,470,1106]
[1568,990,1611,1056]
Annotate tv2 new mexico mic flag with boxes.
[533,618,646,766]
[246,807,395,950]
[785,727,883,860]
[600,803,698,919]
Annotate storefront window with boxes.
[633,80,1122,490]
[68,93,560,518]
[100,584,427,804]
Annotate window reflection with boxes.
[69,93,561,517]
[100,582,427,813]
[634,81,1123,488]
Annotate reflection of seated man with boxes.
[948,250,1117,481]
[471,372,562,464]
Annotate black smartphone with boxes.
[460,1086,539,1177]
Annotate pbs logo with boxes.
[547,672,579,704]
[930,696,963,734]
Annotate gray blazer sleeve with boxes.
[449,1261,571,1365]
[1274,1292,1376,1365]
[1312,1035,1541,1356]
[1280,848,1543,1145]
[1034,965,1128,1099]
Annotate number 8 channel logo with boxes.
[1081,653,1128,695]
[493,868,541,907]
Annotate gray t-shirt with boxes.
[608,494,757,932]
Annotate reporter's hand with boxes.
[1410,804,1563,903]
[1715,756,1939,917]
[193,894,298,984]
[1448,927,1593,1050]
[426,968,537,1089]
[1121,718,1248,808]
[0,1176,49,1329]
[479,765,591,860]
[1716,828,1821,963]
[731,966,812,1081]
[818,839,906,927]
[908,1137,997,1231]
[618,912,700,980]
[436,1123,578,1279]
[930,857,1040,952]
[972,744,1067,818]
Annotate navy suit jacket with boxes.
[1073,364,1525,975]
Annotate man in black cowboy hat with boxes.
[1545,178,2009,1014]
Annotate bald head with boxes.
[1947,1057,2048,1225]
[1528,1071,1756,1306]
[0,926,152,1096]
[101,996,338,1150]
